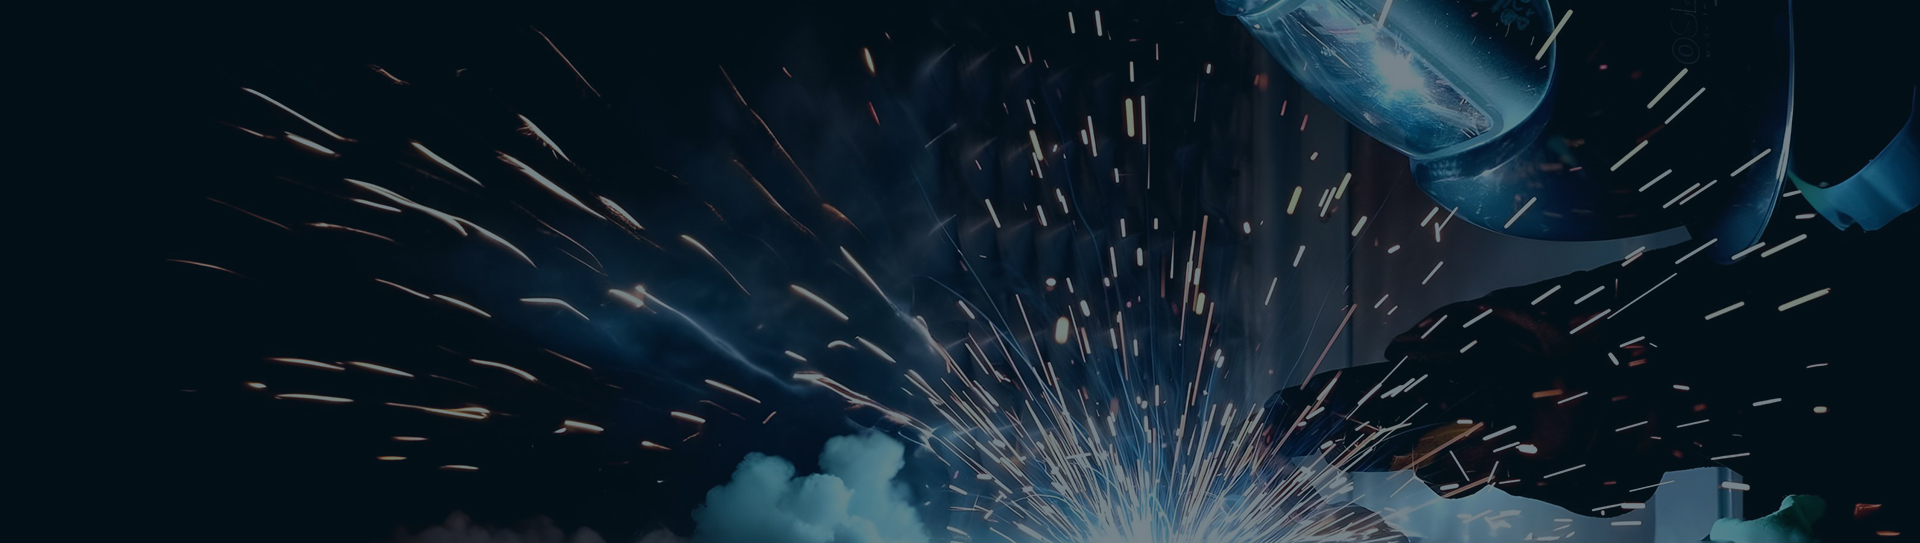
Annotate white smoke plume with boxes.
[689,430,929,543]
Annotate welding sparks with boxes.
[276,393,352,403]
[348,361,414,378]
[1535,10,1573,61]
[410,141,483,187]
[498,153,607,220]
[470,359,539,383]
[705,379,763,404]
[241,87,349,141]
[791,284,851,321]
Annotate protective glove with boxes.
[1708,495,1823,543]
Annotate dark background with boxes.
[71,1,1920,542]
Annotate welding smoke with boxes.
[689,430,928,543]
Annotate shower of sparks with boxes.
[158,11,1860,543]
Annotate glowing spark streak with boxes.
[1709,452,1749,461]
[705,380,762,403]
[1483,425,1516,441]
[984,199,1002,228]
[440,465,478,471]
[373,279,430,299]
[521,298,589,320]
[241,88,348,141]
[348,361,413,378]
[283,133,337,157]
[1629,481,1675,492]
[1124,99,1136,137]
[453,218,535,267]
[1574,285,1607,304]
[409,141,482,187]
[1302,305,1358,381]
[640,441,672,451]
[1778,288,1830,311]
[1664,183,1702,208]
[1730,149,1773,177]
[862,47,876,75]
[791,285,850,321]
[1675,238,1717,264]
[608,288,645,308]
[1463,309,1491,328]
[1376,0,1395,27]
[268,357,343,371]
[345,179,467,235]
[498,153,606,220]
[1640,169,1674,192]
[838,247,893,306]
[563,420,605,434]
[352,199,401,213]
[307,223,394,244]
[682,236,750,295]
[1704,301,1745,320]
[531,27,600,97]
[433,295,491,318]
[1421,315,1450,339]
[166,259,246,278]
[1731,242,1767,260]
[277,394,351,403]
[1086,116,1098,156]
[1422,261,1444,284]
[718,67,825,201]
[386,403,489,420]
[791,372,910,423]
[1649,69,1689,108]
[1611,272,1677,319]
[1139,95,1148,145]
[1666,87,1706,124]
[1532,285,1562,305]
[1053,317,1072,344]
[1610,140,1649,171]
[856,337,899,364]
[1543,464,1587,479]
[1759,234,1806,257]
[734,160,816,238]
[1504,197,1537,228]
[670,411,707,425]
[1287,186,1303,214]
[1535,10,1572,61]
[516,115,571,163]
[470,359,538,382]
[1678,180,1718,206]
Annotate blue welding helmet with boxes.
[1222,0,1799,263]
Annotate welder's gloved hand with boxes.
[1709,495,1824,543]
[1262,252,1704,514]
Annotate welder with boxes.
[1221,0,1918,539]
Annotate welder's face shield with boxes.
[1221,0,1554,160]
[1225,0,1796,262]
